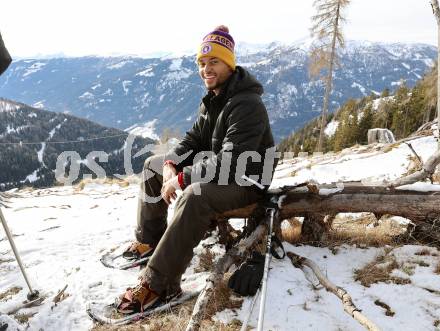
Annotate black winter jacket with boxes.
[164,66,277,190]
[0,32,12,76]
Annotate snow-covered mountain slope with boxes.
[0,99,156,191]
[1,132,440,330]
[0,41,436,141]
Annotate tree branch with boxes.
[388,149,440,187]
[287,252,381,331]
[185,225,267,331]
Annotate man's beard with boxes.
[207,80,224,92]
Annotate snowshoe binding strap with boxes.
[116,282,159,314]
[122,242,154,260]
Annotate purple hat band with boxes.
[203,30,235,52]
[203,30,235,44]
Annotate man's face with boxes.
[197,57,233,93]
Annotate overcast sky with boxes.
[1,0,438,58]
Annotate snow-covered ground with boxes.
[1,134,440,330]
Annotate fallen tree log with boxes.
[218,182,440,223]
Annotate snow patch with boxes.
[103,88,113,96]
[108,60,132,69]
[23,62,46,77]
[397,182,440,192]
[23,169,39,183]
[166,68,192,80]
[125,119,159,140]
[0,100,21,113]
[324,120,339,137]
[37,143,46,166]
[166,59,192,80]
[256,58,271,65]
[49,123,62,139]
[169,58,183,71]
[285,84,298,95]
[372,96,394,111]
[32,101,45,109]
[351,82,367,95]
[122,80,132,95]
[79,92,94,100]
[423,58,434,67]
[136,67,155,77]
[235,41,283,55]
[7,125,16,134]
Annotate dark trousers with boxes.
[135,155,261,295]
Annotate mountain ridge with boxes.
[0,98,155,190]
[0,40,436,141]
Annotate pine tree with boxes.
[332,99,358,151]
[390,82,410,139]
[421,62,437,123]
[310,0,351,152]
[358,104,373,144]
[381,88,390,98]
[373,98,393,129]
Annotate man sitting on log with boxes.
[116,25,277,313]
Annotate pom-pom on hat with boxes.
[197,25,236,70]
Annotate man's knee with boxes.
[177,184,210,211]
[172,185,212,230]
[180,184,200,203]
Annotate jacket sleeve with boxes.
[0,32,12,76]
[163,109,204,169]
[181,97,267,187]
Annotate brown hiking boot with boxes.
[122,241,154,260]
[116,281,160,314]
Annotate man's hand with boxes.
[161,176,180,205]
[163,163,177,183]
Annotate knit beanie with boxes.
[197,25,236,70]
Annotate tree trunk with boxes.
[317,1,340,152]
[217,182,440,223]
